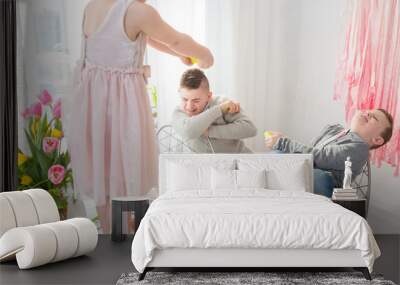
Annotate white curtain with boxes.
[16,0,91,217]
[17,0,88,151]
[205,0,294,151]
[17,0,72,100]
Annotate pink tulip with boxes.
[48,164,65,185]
[31,102,42,118]
[53,99,62,119]
[42,137,59,153]
[39,89,52,105]
[22,107,32,119]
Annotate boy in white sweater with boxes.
[171,69,257,153]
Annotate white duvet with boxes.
[131,190,380,273]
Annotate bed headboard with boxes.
[159,153,314,195]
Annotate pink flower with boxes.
[39,90,52,105]
[22,107,32,119]
[31,102,42,118]
[42,137,59,153]
[53,99,62,119]
[48,164,65,185]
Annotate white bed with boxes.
[131,154,380,280]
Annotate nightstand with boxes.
[332,198,367,218]
[111,196,150,242]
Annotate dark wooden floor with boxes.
[0,235,134,285]
[0,235,399,285]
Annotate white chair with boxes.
[0,189,98,269]
[156,125,198,153]
[156,124,215,154]
[351,161,372,217]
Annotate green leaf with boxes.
[64,151,70,165]
[45,127,52,137]
[25,129,52,178]
[48,188,68,209]
[23,159,42,182]
[27,117,34,139]
[55,119,62,131]
[35,113,48,145]
[25,129,37,158]
[50,150,57,165]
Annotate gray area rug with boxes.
[116,271,396,285]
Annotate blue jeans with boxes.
[313,169,335,198]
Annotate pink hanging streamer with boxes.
[334,0,400,176]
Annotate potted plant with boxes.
[17,90,73,220]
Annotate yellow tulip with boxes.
[18,152,28,166]
[51,128,63,139]
[20,175,33,185]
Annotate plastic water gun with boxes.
[189,57,199,65]
[264,131,273,138]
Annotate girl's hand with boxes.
[198,49,214,69]
[179,56,193,66]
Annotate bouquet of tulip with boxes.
[18,90,73,218]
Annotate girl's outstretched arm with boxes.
[147,38,193,66]
[127,2,213,68]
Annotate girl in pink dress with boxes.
[68,0,213,232]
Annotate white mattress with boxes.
[131,190,380,273]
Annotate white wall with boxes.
[369,165,400,234]
[281,0,346,140]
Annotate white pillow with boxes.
[211,168,236,190]
[167,162,211,191]
[211,169,267,190]
[266,163,307,191]
[236,169,267,188]
[164,158,236,192]
[237,158,309,192]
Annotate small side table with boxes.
[332,198,367,218]
[111,196,149,242]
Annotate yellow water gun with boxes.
[189,57,199,65]
[264,131,273,138]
